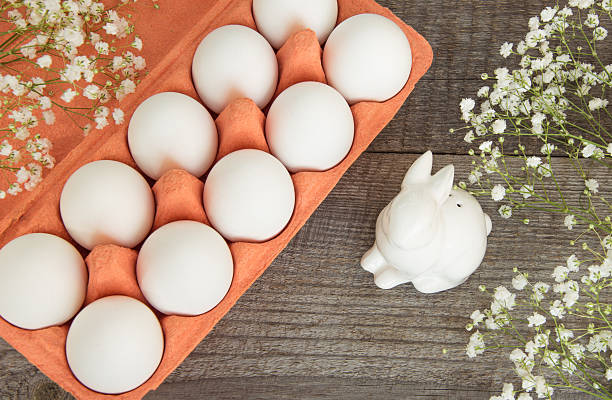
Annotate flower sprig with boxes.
[468,245,612,399]
[0,0,147,199]
[454,1,612,398]
[453,1,612,238]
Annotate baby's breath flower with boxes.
[512,273,529,290]
[491,119,507,134]
[540,143,555,155]
[593,26,608,40]
[564,214,576,230]
[519,184,533,199]
[588,97,609,110]
[491,184,506,201]
[459,3,612,395]
[464,130,475,143]
[479,141,493,153]
[60,88,78,103]
[498,205,512,219]
[528,312,546,327]
[471,310,485,325]
[36,55,52,69]
[477,86,490,98]
[500,42,513,58]
[466,331,485,358]
[585,178,599,193]
[525,156,542,168]
[537,163,552,177]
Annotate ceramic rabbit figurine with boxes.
[361,151,492,293]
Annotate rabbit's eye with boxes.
[456,203,462,208]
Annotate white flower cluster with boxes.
[468,248,612,399]
[455,1,612,237]
[0,0,145,198]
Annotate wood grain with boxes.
[0,0,608,399]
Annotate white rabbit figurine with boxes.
[361,151,492,293]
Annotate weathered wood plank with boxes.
[1,153,607,399]
[2,0,610,399]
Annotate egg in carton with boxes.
[0,0,433,398]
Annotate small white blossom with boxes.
[512,274,528,290]
[528,312,546,327]
[479,141,493,153]
[491,119,507,134]
[537,163,552,177]
[493,286,516,310]
[471,310,485,325]
[500,42,513,58]
[498,205,512,219]
[464,130,475,144]
[594,26,608,40]
[567,255,580,272]
[519,185,533,199]
[43,110,55,125]
[460,98,475,121]
[588,97,609,110]
[116,78,136,100]
[552,265,569,282]
[466,331,485,358]
[112,108,125,125]
[564,214,576,230]
[133,56,146,70]
[540,143,555,155]
[132,36,143,50]
[585,178,599,193]
[541,7,557,22]
[582,143,597,158]
[491,184,506,201]
[61,88,78,103]
[534,376,553,398]
[585,13,600,28]
[95,41,109,55]
[477,86,490,98]
[83,85,100,100]
[526,156,542,168]
[550,300,565,318]
[36,55,52,68]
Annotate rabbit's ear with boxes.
[402,151,433,188]
[430,164,454,204]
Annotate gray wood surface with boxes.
[0,0,605,399]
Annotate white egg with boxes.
[128,92,218,180]
[137,220,233,316]
[60,160,155,250]
[266,82,354,173]
[253,0,338,49]
[323,13,412,104]
[66,296,164,394]
[204,149,295,242]
[0,233,87,330]
[192,25,278,114]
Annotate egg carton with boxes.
[0,0,432,398]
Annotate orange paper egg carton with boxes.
[0,0,432,398]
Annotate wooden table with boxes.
[0,1,602,398]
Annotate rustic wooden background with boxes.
[0,0,604,399]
